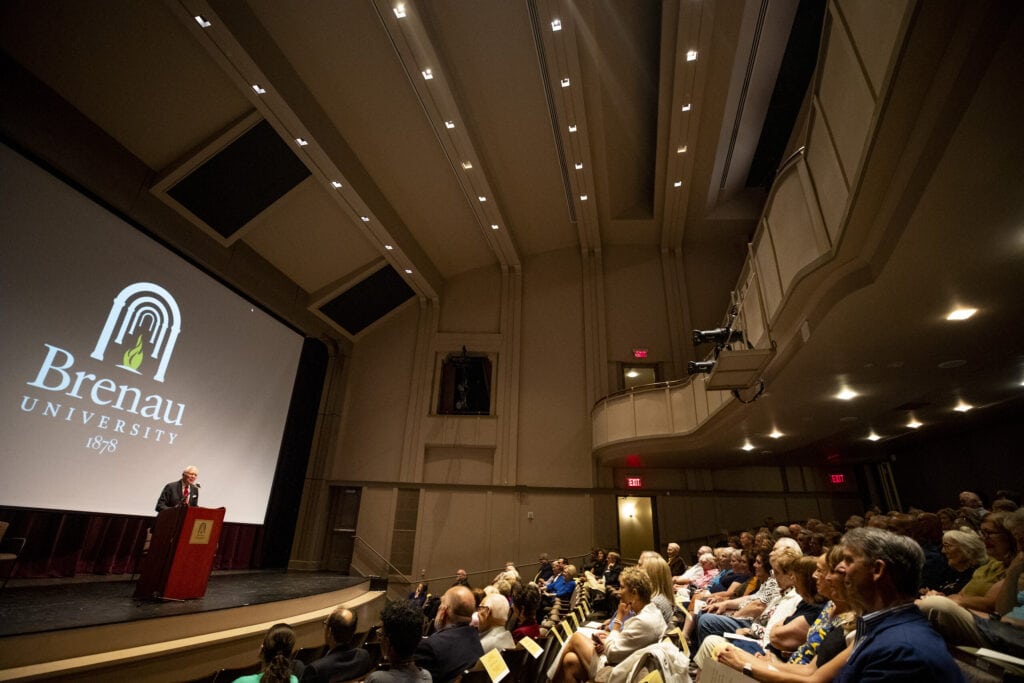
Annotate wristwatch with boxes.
[742,663,755,678]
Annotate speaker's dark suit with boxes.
[155,480,199,511]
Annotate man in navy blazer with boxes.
[301,607,371,683]
[834,527,964,682]
[155,465,199,511]
[415,585,483,683]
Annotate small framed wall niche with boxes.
[436,347,493,416]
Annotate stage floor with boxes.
[0,570,364,637]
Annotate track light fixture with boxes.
[692,327,744,346]
[687,360,716,375]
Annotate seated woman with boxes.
[636,552,676,625]
[921,528,986,596]
[512,583,542,642]
[709,547,858,680]
[928,512,1014,613]
[233,623,298,683]
[407,582,429,609]
[552,567,665,683]
[366,601,432,682]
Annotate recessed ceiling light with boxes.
[677,145,688,154]
[360,216,370,222]
[673,180,682,188]
[907,418,922,429]
[681,103,692,112]
[954,400,973,413]
[444,120,455,129]
[491,224,499,230]
[568,124,577,132]
[421,69,434,80]
[686,50,698,62]
[393,4,407,18]
[478,196,487,202]
[551,19,562,31]
[769,429,783,439]
[575,162,583,170]
[384,244,393,250]
[626,370,639,378]
[461,161,473,170]
[295,138,309,147]
[946,307,977,321]
[404,269,413,274]
[836,388,858,401]
[251,84,266,95]
[560,78,571,88]
[741,441,755,452]
[867,432,881,442]
[194,15,212,28]
[331,181,342,189]
[580,194,588,201]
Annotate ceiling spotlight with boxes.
[769,429,783,439]
[478,196,487,202]
[691,328,742,346]
[867,432,881,442]
[954,400,973,413]
[575,162,583,170]
[741,441,755,452]
[444,120,455,129]
[251,84,266,95]
[687,360,715,375]
[686,50,698,62]
[404,269,413,274]
[384,244,393,250]
[421,69,434,80]
[491,224,499,230]
[360,216,370,222]
[393,4,407,18]
[560,78,571,88]
[194,15,212,28]
[579,194,588,201]
[673,180,683,188]
[677,145,688,154]
[681,103,692,112]
[295,138,309,147]
[461,161,473,169]
[551,19,562,31]
[946,307,977,321]
[836,388,858,401]
[906,418,922,429]
[330,181,342,189]
[568,124,577,132]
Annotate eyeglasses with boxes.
[980,528,1008,538]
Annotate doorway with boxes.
[617,496,656,561]
[325,486,361,573]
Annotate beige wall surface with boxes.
[439,264,503,334]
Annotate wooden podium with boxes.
[134,505,225,600]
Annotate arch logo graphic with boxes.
[90,282,182,382]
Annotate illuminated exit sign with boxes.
[632,348,648,359]
[626,476,643,488]
[829,473,846,484]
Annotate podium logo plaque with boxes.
[189,519,214,544]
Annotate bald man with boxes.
[415,586,484,683]
[155,465,199,511]
[301,607,370,683]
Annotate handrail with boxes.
[352,536,413,585]
[593,376,697,408]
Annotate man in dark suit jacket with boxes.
[155,465,199,511]
[301,607,371,683]
[415,585,483,683]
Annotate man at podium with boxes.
[155,465,200,511]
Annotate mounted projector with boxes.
[692,327,744,346]
[687,360,716,375]
[704,347,776,390]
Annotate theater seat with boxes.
[0,521,26,590]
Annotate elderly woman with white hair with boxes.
[921,527,988,596]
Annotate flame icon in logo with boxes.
[121,334,145,373]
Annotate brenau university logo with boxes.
[90,282,182,383]
[21,282,187,447]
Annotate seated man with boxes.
[477,593,515,652]
[300,607,371,683]
[415,585,484,683]
[833,527,963,682]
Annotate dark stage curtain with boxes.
[0,507,263,579]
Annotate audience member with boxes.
[533,553,554,584]
[552,567,665,683]
[921,528,986,596]
[414,585,483,683]
[407,582,428,609]
[300,608,370,683]
[637,552,676,624]
[666,543,686,576]
[511,583,542,643]
[452,569,470,588]
[477,593,514,653]
[366,601,431,683]
[960,490,989,516]
[234,623,298,683]
[832,527,962,682]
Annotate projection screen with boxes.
[0,144,304,524]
